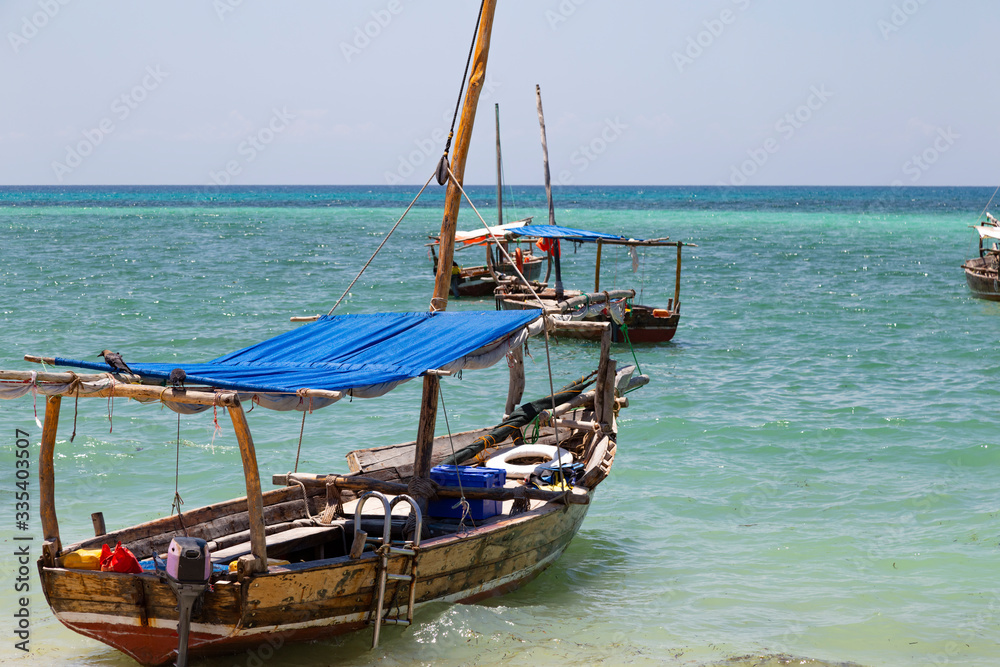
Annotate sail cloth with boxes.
[505,225,634,243]
[975,225,1000,241]
[454,219,531,246]
[52,311,543,411]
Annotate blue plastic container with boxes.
[428,465,507,520]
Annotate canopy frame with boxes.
[27,384,269,574]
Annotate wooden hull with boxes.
[963,257,1000,301]
[455,257,543,297]
[500,297,679,343]
[40,489,591,666]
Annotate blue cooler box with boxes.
[428,465,507,520]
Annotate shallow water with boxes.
[0,186,997,666]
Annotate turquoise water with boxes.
[0,186,998,666]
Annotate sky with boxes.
[1,0,998,187]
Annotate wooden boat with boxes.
[12,340,639,665]
[3,4,644,665]
[491,86,690,344]
[495,224,688,343]
[427,219,545,298]
[962,213,1000,300]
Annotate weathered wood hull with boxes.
[455,257,543,297]
[500,297,679,343]
[39,494,591,666]
[963,257,1000,301]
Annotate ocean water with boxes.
[0,185,997,667]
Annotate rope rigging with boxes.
[444,166,564,453]
[438,381,474,531]
[171,412,188,535]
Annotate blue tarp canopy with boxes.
[505,225,633,243]
[53,311,542,399]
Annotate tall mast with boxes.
[495,103,503,227]
[489,103,503,272]
[536,84,563,298]
[413,0,499,489]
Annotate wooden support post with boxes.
[594,240,603,292]
[413,376,440,481]
[495,102,503,228]
[504,344,525,418]
[536,84,562,298]
[91,512,106,537]
[415,0,498,486]
[601,359,617,427]
[227,402,267,575]
[674,242,682,311]
[39,395,61,565]
[594,325,611,428]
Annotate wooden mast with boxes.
[536,84,563,298]
[414,0,499,486]
[495,103,503,228]
[487,102,503,276]
[674,243,682,311]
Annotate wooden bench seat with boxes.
[210,524,345,564]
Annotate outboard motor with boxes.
[164,537,211,667]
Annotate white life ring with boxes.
[485,444,573,479]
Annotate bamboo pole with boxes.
[485,102,502,281]
[227,403,267,575]
[2,368,339,403]
[495,103,503,229]
[415,0,498,484]
[594,240,603,292]
[674,242,683,310]
[39,395,61,565]
[536,84,563,298]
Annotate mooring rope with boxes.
[171,411,188,536]
[69,373,81,443]
[294,403,307,473]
